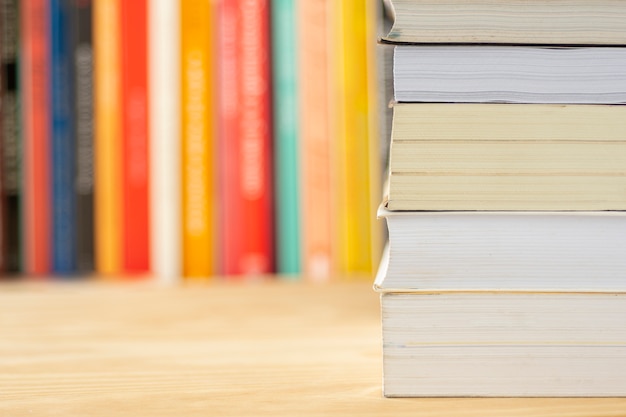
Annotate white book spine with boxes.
[149,0,181,283]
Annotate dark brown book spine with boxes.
[1,0,21,274]
[73,0,94,272]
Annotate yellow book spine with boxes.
[94,0,122,275]
[181,0,215,279]
[329,0,381,277]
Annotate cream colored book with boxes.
[387,103,626,211]
[383,0,626,45]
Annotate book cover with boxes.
[20,0,51,275]
[149,0,180,282]
[1,0,20,273]
[180,0,215,280]
[298,0,331,280]
[121,0,150,274]
[271,0,301,276]
[218,0,274,276]
[329,0,381,276]
[73,0,94,273]
[94,0,122,275]
[50,0,77,274]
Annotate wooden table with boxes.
[1,280,626,416]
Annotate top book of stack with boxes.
[382,0,626,45]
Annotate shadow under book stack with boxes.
[376,0,626,397]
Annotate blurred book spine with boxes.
[94,0,122,276]
[121,0,150,275]
[21,0,51,275]
[272,0,301,276]
[1,0,20,273]
[181,0,215,280]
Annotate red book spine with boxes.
[219,0,273,276]
[21,0,50,275]
[121,0,150,273]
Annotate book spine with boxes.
[149,0,180,282]
[298,0,332,280]
[20,0,51,276]
[271,0,301,276]
[0,1,4,273]
[94,0,122,275]
[121,0,150,274]
[329,0,381,276]
[1,0,20,274]
[219,0,274,276]
[73,0,94,273]
[50,0,77,274]
[0,0,21,273]
[180,0,215,279]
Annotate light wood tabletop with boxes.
[1,279,626,416]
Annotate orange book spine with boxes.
[94,0,122,275]
[299,0,332,280]
[121,0,150,274]
[180,0,215,279]
[20,0,50,275]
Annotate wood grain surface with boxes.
[1,280,626,416]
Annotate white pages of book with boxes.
[394,46,626,103]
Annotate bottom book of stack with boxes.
[375,208,626,397]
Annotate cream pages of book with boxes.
[382,0,626,45]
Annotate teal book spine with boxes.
[271,0,301,276]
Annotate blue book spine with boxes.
[50,0,77,274]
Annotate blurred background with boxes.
[0,0,395,283]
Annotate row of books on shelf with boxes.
[0,0,384,281]
[376,0,626,397]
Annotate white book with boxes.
[379,289,626,397]
[377,207,626,292]
[149,0,181,283]
[394,46,626,104]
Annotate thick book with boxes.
[218,0,274,276]
[393,46,626,104]
[73,0,94,273]
[272,0,301,276]
[377,208,626,292]
[149,0,180,282]
[50,0,77,274]
[387,103,626,211]
[298,0,332,280]
[378,289,626,397]
[94,0,122,275]
[121,0,150,274]
[382,0,626,45]
[1,0,20,273]
[329,0,382,276]
[180,0,216,280]
[21,0,51,275]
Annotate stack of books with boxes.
[376,0,626,397]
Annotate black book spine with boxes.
[1,0,21,274]
[73,0,94,273]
